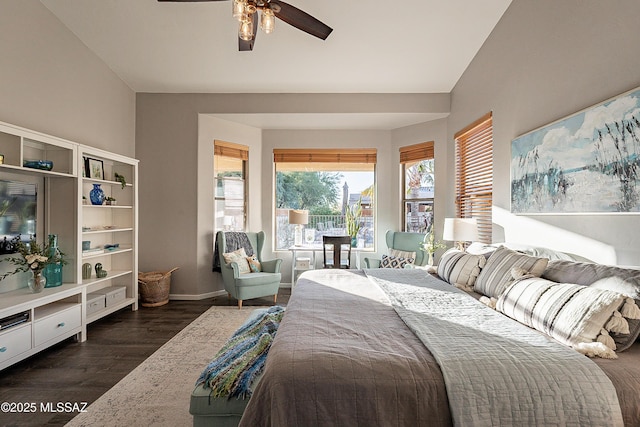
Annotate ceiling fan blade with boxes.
[239,14,258,51]
[269,0,332,40]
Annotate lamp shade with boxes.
[288,209,309,225]
[443,218,479,242]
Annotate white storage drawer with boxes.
[0,324,32,364]
[34,305,81,347]
[86,292,106,316]
[92,286,126,307]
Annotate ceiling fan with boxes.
[158,0,333,51]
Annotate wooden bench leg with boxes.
[238,299,243,309]
[273,294,277,304]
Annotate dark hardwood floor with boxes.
[0,289,290,427]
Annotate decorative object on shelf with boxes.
[0,236,66,291]
[419,227,446,266]
[82,262,92,280]
[114,172,127,189]
[86,157,104,179]
[23,160,53,171]
[43,234,63,287]
[27,270,46,293]
[82,240,91,250]
[105,196,117,206]
[89,184,105,205]
[288,209,308,246]
[345,197,363,247]
[443,217,479,251]
[94,262,106,278]
[104,243,120,251]
[138,267,179,307]
[82,195,87,205]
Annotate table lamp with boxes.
[288,209,308,246]
[443,217,479,251]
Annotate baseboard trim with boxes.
[168,284,291,300]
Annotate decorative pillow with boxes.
[246,255,262,273]
[380,254,414,269]
[222,248,251,274]
[590,277,640,351]
[474,246,548,298]
[389,249,417,261]
[496,277,640,358]
[437,249,486,288]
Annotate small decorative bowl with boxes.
[23,160,54,171]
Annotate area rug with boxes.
[65,305,262,427]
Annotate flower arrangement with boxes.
[419,230,446,266]
[419,227,445,254]
[0,236,66,281]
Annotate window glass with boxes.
[214,143,247,232]
[274,163,375,250]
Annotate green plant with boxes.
[114,172,127,189]
[0,236,67,280]
[345,198,362,238]
[419,232,445,255]
[105,196,116,202]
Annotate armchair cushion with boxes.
[380,254,414,269]
[223,248,251,274]
[247,255,262,272]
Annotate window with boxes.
[400,141,434,233]
[273,148,376,250]
[214,140,247,233]
[454,112,493,243]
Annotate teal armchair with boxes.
[364,230,428,268]
[217,231,282,309]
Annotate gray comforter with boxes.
[240,269,638,426]
[367,268,623,426]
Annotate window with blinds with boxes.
[273,148,376,251]
[454,113,493,243]
[214,140,248,233]
[400,142,435,234]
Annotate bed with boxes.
[239,252,640,426]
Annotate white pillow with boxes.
[436,249,486,289]
[497,277,640,358]
[474,246,548,298]
[222,248,251,274]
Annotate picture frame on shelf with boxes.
[85,157,104,180]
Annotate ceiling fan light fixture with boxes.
[260,8,275,34]
[239,14,254,41]
[232,0,246,21]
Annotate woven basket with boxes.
[138,267,179,307]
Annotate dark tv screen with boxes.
[0,180,37,254]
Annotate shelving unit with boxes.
[0,120,138,370]
[79,147,138,325]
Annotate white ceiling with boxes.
[40,0,512,129]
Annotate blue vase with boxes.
[90,184,105,205]
[43,234,63,288]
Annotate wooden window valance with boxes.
[214,140,249,160]
[399,141,434,163]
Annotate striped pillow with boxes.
[497,277,640,358]
[437,249,486,288]
[474,246,548,298]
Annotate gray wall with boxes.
[136,93,449,295]
[448,0,640,265]
[0,0,135,156]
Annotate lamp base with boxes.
[294,225,303,246]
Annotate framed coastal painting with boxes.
[511,86,640,214]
